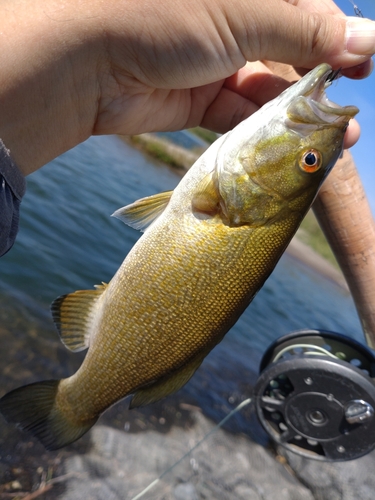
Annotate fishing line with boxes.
[272,343,339,362]
[130,397,252,500]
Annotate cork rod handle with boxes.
[313,150,375,348]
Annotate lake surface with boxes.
[0,134,366,492]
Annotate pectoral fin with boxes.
[51,283,107,352]
[112,190,173,231]
[129,351,206,409]
[191,172,223,219]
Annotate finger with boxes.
[342,58,374,79]
[224,62,291,107]
[194,86,260,133]
[220,60,361,147]
[344,119,360,149]
[272,0,373,73]
[225,0,375,70]
[283,0,342,16]
[286,0,374,68]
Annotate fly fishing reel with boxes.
[254,329,375,461]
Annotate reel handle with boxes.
[313,150,375,349]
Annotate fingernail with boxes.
[346,17,375,55]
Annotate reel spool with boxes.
[254,329,375,461]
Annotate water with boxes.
[0,134,366,491]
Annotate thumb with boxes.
[227,0,375,69]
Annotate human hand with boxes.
[0,0,374,174]
[95,0,373,133]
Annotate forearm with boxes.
[0,0,103,175]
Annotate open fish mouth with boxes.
[287,64,359,126]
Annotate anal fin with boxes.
[51,283,107,352]
[129,351,206,409]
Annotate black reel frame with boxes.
[254,329,375,461]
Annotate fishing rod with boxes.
[255,21,375,457]
[243,0,375,453]
[263,0,375,461]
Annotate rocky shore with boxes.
[2,298,374,500]
[59,412,375,500]
[4,399,375,500]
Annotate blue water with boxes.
[0,134,365,432]
[156,130,208,149]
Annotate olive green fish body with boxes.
[58,209,302,420]
[0,64,358,449]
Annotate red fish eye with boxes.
[299,149,322,173]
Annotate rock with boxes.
[60,412,314,500]
[280,447,375,500]
[174,482,198,500]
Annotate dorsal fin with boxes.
[112,190,173,231]
[51,283,107,352]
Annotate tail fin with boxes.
[0,380,97,450]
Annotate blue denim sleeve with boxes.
[0,140,26,256]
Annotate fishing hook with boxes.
[348,0,364,18]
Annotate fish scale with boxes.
[55,213,311,419]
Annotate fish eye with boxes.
[299,149,322,173]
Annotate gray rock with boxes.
[281,447,375,500]
[174,482,198,500]
[60,411,314,500]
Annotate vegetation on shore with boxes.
[188,127,219,144]
[296,211,338,268]
[125,133,203,171]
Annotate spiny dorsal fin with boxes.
[129,351,206,409]
[112,190,173,231]
[51,283,107,352]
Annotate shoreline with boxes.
[287,237,347,290]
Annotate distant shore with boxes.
[287,237,347,290]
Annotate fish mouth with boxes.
[286,64,359,126]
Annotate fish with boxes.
[0,64,358,450]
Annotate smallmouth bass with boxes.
[0,64,358,450]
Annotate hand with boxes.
[0,0,374,174]
[96,0,373,135]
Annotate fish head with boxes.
[214,64,358,227]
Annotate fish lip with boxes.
[302,64,358,120]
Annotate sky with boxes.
[329,0,375,213]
